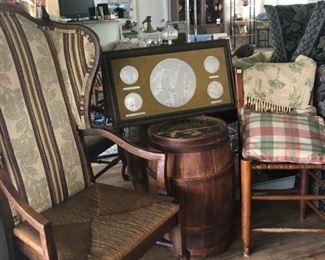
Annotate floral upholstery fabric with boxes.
[48,27,97,129]
[265,3,316,62]
[0,11,94,213]
[243,55,317,113]
[242,111,325,164]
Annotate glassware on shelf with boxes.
[161,23,179,45]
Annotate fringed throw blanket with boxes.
[243,55,317,114]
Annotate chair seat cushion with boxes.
[242,111,325,164]
[13,183,179,259]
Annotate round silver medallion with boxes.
[204,56,220,74]
[124,92,143,112]
[150,58,196,107]
[207,81,224,99]
[120,65,139,85]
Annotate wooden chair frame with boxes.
[0,4,189,259]
[234,68,325,256]
[0,128,190,260]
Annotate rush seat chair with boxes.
[0,4,189,259]
[234,57,325,256]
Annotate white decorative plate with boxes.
[207,81,224,99]
[150,58,196,107]
[120,65,139,85]
[124,92,143,112]
[204,56,220,74]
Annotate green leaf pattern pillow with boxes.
[243,55,317,113]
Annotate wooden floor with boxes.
[95,163,325,260]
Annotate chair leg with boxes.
[171,223,190,260]
[241,159,252,257]
[299,169,309,220]
[119,149,129,181]
[171,202,190,260]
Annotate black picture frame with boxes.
[102,39,235,127]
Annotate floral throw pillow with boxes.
[291,1,325,65]
[243,55,317,113]
[265,3,316,62]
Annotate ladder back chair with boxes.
[0,3,189,259]
[234,55,325,256]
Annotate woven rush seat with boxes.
[13,183,178,259]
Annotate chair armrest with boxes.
[80,128,168,195]
[0,169,49,231]
[0,169,56,259]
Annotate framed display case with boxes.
[102,39,235,127]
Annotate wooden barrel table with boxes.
[147,116,235,258]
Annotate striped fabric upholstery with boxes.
[48,27,97,129]
[0,10,98,213]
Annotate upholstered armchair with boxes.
[0,3,189,259]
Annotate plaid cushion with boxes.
[243,111,325,164]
